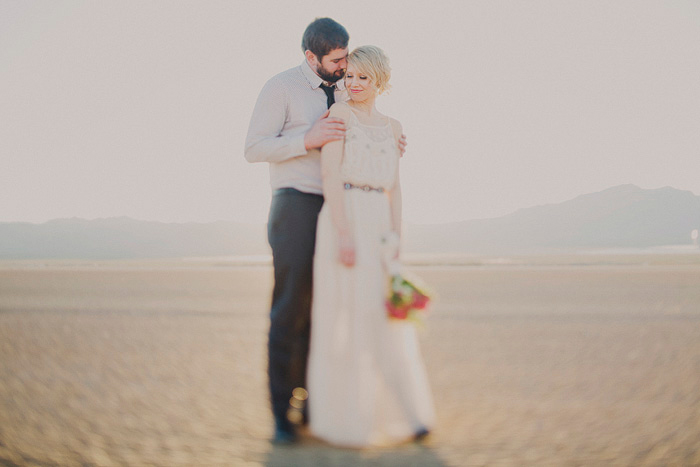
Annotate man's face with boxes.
[310,47,348,83]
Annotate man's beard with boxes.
[316,63,345,83]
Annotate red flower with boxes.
[412,293,429,310]
[386,300,409,319]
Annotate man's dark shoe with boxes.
[414,428,431,442]
[272,426,297,445]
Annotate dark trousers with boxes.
[267,188,324,430]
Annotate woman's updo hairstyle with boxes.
[347,45,391,94]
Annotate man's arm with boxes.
[244,77,307,164]
[244,77,346,163]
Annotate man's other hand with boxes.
[398,133,407,157]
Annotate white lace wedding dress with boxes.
[307,104,435,447]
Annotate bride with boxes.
[307,45,435,447]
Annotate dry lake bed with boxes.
[1,254,699,466]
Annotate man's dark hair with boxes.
[301,18,349,60]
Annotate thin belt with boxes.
[344,182,384,193]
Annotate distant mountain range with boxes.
[403,184,700,254]
[1,185,699,259]
[0,218,269,260]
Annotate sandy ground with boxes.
[1,257,699,466]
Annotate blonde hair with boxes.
[347,45,391,94]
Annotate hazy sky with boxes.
[2,1,699,225]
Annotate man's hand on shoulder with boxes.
[398,133,407,157]
[304,109,346,150]
[389,119,407,157]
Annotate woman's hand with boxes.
[338,230,356,267]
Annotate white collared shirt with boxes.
[244,60,347,195]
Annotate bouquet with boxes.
[386,273,432,321]
[381,231,433,322]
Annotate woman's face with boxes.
[345,63,376,102]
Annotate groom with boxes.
[244,17,350,444]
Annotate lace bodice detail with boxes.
[340,107,399,190]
